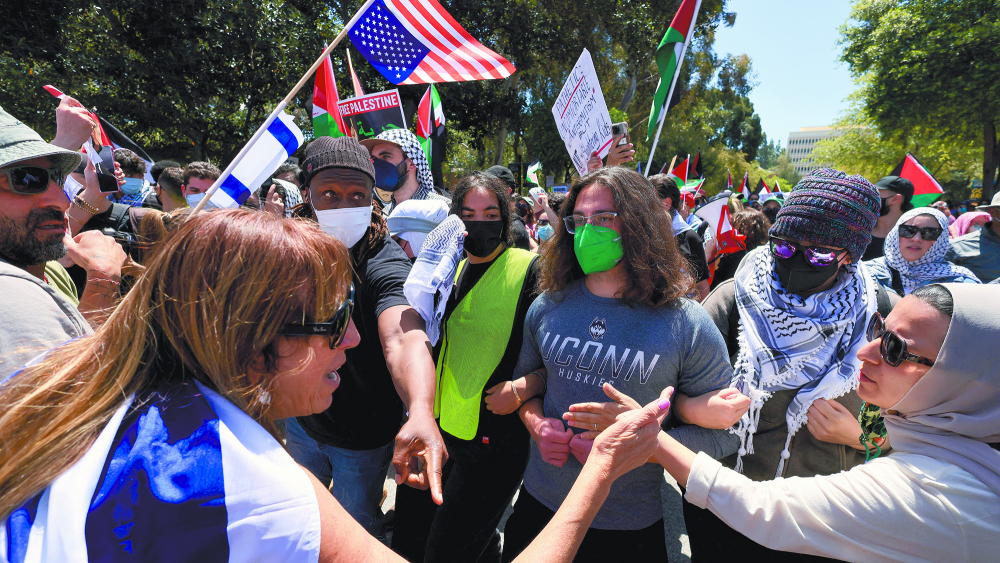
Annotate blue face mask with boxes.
[537,224,554,241]
[372,157,409,192]
[120,177,146,196]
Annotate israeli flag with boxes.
[210,112,304,209]
[1,381,321,563]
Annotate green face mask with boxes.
[573,223,624,274]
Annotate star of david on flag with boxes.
[347,0,515,84]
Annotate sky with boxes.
[711,0,856,148]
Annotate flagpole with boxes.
[644,0,703,178]
[188,0,376,219]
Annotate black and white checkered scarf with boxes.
[730,246,876,476]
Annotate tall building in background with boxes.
[787,126,842,175]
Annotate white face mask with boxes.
[313,204,372,248]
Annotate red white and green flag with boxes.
[890,153,945,207]
[726,171,733,191]
[312,55,348,138]
[416,84,445,166]
[646,0,703,142]
[665,155,689,181]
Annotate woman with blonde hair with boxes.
[0,209,363,561]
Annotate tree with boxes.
[756,135,782,169]
[0,0,335,163]
[811,106,979,197]
[840,0,1000,199]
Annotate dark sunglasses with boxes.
[279,284,355,349]
[0,166,64,195]
[770,237,846,267]
[897,224,943,241]
[866,313,935,368]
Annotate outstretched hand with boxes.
[564,383,641,439]
[589,387,673,481]
[393,414,449,505]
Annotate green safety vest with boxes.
[435,248,535,440]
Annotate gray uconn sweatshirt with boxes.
[514,280,738,530]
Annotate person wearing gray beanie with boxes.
[690,168,890,563]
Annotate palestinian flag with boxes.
[312,55,347,138]
[754,178,770,196]
[666,155,689,182]
[526,160,542,186]
[890,153,945,207]
[694,190,746,255]
[646,0,703,142]
[416,84,445,139]
[416,84,446,167]
[726,171,733,191]
[690,150,704,179]
[771,178,781,192]
[739,172,751,200]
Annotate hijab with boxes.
[949,211,990,238]
[884,283,1000,496]
[866,207,979,294]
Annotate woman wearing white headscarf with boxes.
[642,283,1000,562]
[866,207,980,295]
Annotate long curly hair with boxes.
[0,209,352,520]
[539,167,694,307]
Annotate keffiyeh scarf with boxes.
[730,246,876,476]
[373,129,436,200]
[866,207,980,294]
[403,215,465,345]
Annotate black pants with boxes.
[500,487,668,563]
[392,431,529,563]
[683,497,841,562]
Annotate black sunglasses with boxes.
[279,284,355,349]
[898,224,943,241]
[0,166,64,195]
[866,313,935,368]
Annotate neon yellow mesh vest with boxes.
[435,248,535,440]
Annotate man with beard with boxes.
[0,104,126,379]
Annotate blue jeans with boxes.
[284,418,393,536]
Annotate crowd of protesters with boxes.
[0,95,998,563]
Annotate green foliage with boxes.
[811,106,979,198]
[840,0,1000,197]
[0,0,768,190]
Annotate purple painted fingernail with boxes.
[657,398,671,410]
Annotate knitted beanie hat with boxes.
[770,168,880,260]
[301,136,375,187]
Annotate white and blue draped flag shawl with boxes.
[2,381,321,563]
[210,112,304,209]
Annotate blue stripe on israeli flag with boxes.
[209,112,304,209]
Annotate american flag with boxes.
[348,0,515,85]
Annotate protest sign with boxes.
[338,89,407,140]
[551,49,614,176]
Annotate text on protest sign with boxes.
[338,89,408,140]
[551,49,614,176]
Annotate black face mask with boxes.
[879,197,892,217]
[773,253,841,295]
[372,157,409,192]
[463,221,504,258]
[762,207,780,224]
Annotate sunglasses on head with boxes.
[769,237,845,267]
[0,166,64,195]
[279,284,355,349]
[866,312,935,368]
[897,224,943,241]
